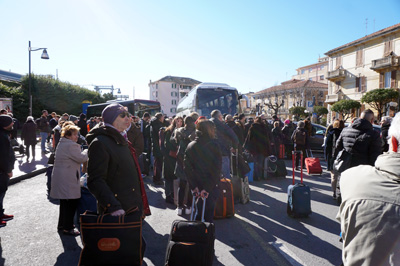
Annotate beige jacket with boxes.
[50,137,88,199]
[337,152,400,266]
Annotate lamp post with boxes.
[28,41,49,116]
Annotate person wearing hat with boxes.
[77,113,88,137]
[0,115,16,227]
[21,116,38,162]
[86,103,150,217]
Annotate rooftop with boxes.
[0,69,23,83]
[325,23,400,56]
[254,79,327,95]
[151,75,201,85]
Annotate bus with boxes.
[86,99,161,119]
[176,83,240,117]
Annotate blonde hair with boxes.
[61,124,80,138]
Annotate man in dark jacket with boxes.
[336,109,381,168]
[291,121,309,170]
[86,103,146,217]
[0,115,15,227]
[150,113,165,186]
[380,116,392,153]
[127,117,144,156]
[210,110,239,180]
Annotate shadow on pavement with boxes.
[54,232,82,266]
[0,241,5,266]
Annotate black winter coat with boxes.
[325,128,342,170]
[150,118,163,158]
[282,123,295,145]
[244,122,271,156]
[210,118,239,156]
[184,133,222,193]
[86,123,143,214]
[21,120,37,146]
[0,128,15,192]
[77,118,88,137]
[336,118,381,167]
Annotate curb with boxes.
[9,167,47,186]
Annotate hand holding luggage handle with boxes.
[190,193,207,222]
[292,150,303,185]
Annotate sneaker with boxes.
[1,214,13,221]
[177,208,183,216]
[185,207,192,215]
[0,220,6,228]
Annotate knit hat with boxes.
[284,119,290,125]
[0,115,13,128]
[27,116,34,122]
[69,115,78,123]
[102,103,126,124]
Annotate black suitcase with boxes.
[165,196,215,266]
[287,151,311,218]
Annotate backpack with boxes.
[294,129,306,145]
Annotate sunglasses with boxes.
[119,112,131,118]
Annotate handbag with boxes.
[333,149,352,173]
[79,208,144,266]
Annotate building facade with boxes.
[149,76,201,116]
[292,57,329,84]
[325,23,400,123]
[249,79,328,120]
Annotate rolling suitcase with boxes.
[214,178,235,219]
[264,156,287,178]
[287,151,312,218]
[231,150,250,204]
[305,150,322,175]
[165,196,215,266]
[278,144,285,159]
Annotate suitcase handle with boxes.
[190,195,207,222]
[292,150,303,185]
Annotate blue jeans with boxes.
[221,156,231,179]
[40,132,48,152]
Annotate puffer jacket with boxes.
[86,123,144,214]
[335,118,381,167]
[210,117,239,156]
[337,152,400,266]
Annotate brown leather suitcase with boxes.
[214,178,235,219]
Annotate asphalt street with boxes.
[0,156,343,266]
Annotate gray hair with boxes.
[297,121,305,128]
[211,110,221,119]
[225,114,233,122]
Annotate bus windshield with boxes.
[197,89,238,116]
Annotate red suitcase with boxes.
[278,144,285,159]
[305,150,322,175]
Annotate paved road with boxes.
[0,157,343,266]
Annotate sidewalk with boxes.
[9,137,50,185]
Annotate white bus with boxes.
[176,82,240,117]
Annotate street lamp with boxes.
[28,41,49,116]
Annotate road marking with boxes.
[235,213,305,266]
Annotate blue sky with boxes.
[1,0,400,100]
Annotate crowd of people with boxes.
[1,104,399,265]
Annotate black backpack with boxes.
[294,129,306,145]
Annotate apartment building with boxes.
[250,79,328,120]
[292,57,329,84]
[149,76,201,116]
[325,23,400,123]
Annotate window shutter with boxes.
[379,73,384,88]
[391,70,396,88]
[361,76,366,92]
[355,77,360,92]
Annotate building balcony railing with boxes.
[370,56,399,71]
[325,94,339,103]
[326,69,346,81]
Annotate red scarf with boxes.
[127,141,151,217]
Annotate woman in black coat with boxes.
[184,120,222,223]
[244,116,272,181]
[162,116,183,204]
[21,116,37,161]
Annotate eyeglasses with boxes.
[119,112,131,118]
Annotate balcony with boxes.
[326,69,346,81]
[325,94,338,103]
[370,56,399,71]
